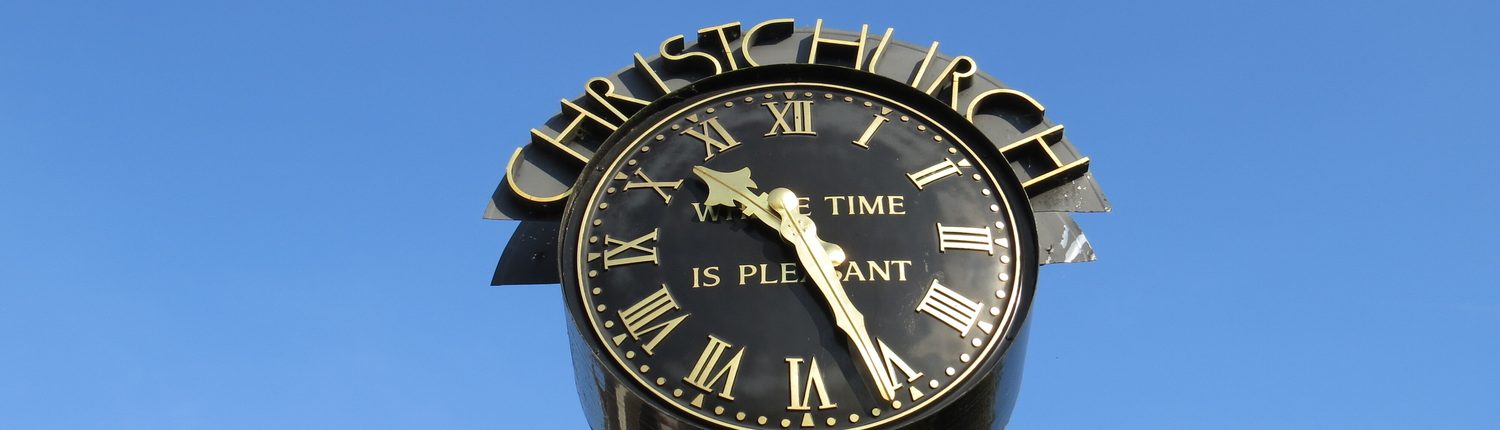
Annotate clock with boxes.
[558,64,1038,429]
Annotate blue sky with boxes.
[1,1,1496,429]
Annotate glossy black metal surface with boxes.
[558,65,1038,429]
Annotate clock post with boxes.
[484,20,1109,430]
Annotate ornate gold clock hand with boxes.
[692,166,897,403]
[766,189,899,403]
[692,166,845,264]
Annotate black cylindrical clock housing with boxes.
[556,65,1039,430]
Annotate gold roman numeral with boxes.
[906,158,966,189]
[936,223,993,255]
[589,228,659,269]
[875,339,925,402]
[785,357,836,411]
[685,335,745,402]
[680,115,740,161]
[916,279,983,337]
[763,100,815,136]
[613,284,689,355]
[617,168,682,204]
[851,108,891,148]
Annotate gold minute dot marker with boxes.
[736,412,746,420]
[990,306,1001,316]
[946,367,956,376]
[656,377,665,385]
[587,270,598,278]
[673,389,683,397]
[826,417,836,426]
[849,414,860,423]
[781,418,790,427]
[714,406,724,415]
[758,416,768,425]
[871,408,882,417]
[595,304,605,312]
[972,338,984,347]
[603,320,613,328]
[625,351,634,359]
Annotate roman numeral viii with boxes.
[685,335,746,402]
[613,284,688,355]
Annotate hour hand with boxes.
[692,166,771,221]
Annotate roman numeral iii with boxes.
[613,284,689,355]
[936,223,994,255]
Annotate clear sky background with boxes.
[1,1,1496,429]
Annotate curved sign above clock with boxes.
[485,19,1109,287]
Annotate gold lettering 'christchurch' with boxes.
[614,284,689,355]
[680,115,740,161]
[763,100,815,136]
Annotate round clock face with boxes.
[560,65,1037,429]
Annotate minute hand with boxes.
[767,191,899,403]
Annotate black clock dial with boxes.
[560,65,1037,430]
